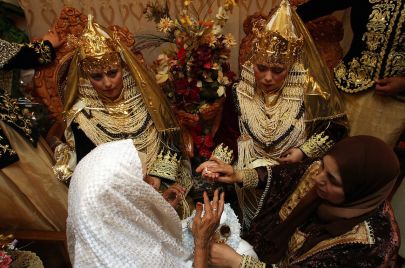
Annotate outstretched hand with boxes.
[196,158,241,184]
[192,189,225,249]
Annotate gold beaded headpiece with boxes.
[68,15,121,75]
[250,0,303,67]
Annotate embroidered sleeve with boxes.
[300,131,334,158]
[147,150,180,182]
[2,40,55,70]
[211,143,234,164]
[300,119,347,158]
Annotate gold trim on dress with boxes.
[279,161,320,221]
[287,221,374,265]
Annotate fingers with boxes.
[217,191,225,217]
[203,191,212,218]
[194,202,203,225]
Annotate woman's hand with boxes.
[209,243,242,268]
[192,189,225,249]
[162,183,185,208]
[375,76,405,96]
[279,147,304,164]
[144,175,161,190]
[41,26,63,49]
[196,158,241,184]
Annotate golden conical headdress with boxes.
[76,14,121,74]
[251,0,303,66]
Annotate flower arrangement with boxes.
[0,234,44,268]
[139,0,237,161]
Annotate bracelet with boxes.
[240,254,266,268]
[240,169,259,188]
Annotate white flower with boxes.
[223,33,236,48]
[212,24,223,35]
[197,81,203,88]
[157,17,175,33]
[216,7,229,21]
[217,85,225,97]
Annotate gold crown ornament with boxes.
[148,151,180,181]
[211,143,234,164]
[250,0,303,67]
[67,14,121,75]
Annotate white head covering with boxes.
[67,139,192,267]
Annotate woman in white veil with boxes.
[67,139,224,268]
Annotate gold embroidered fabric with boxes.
[211,143,234,164]
[0,39,22,69]
[240,254,266,268]
[147,150,180,182]
[300,130,334,158]
[279,161,321,221]
[283,221,374,266]
[26,41,53,65]
[334,0,405,93]
[0,91,36,144]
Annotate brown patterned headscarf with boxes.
[259,135,400,264]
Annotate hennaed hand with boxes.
[162,183,185,208]
[192,189,225,249]
[209,242,242,268]
[144,175,161,190]
[375,76,405,96]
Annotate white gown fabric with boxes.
[67,139,192,267]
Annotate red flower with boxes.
[199,147,212,158]
[203,62,212,69]
[204,135,214,148]
[177,47,186,64]
[0,251,12,268]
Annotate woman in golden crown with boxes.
[52,16,193,216]
[211,0,348,230]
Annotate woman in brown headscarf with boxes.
[197,135,399,267]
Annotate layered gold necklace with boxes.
[72,71,161,169]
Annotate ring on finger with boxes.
[212,207,217,212]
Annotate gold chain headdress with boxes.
[250,0,303,67]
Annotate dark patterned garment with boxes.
[245,161,398,268]
[297,0,405,94]
[0,39,55,168]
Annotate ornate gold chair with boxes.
[33,7,140,142]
